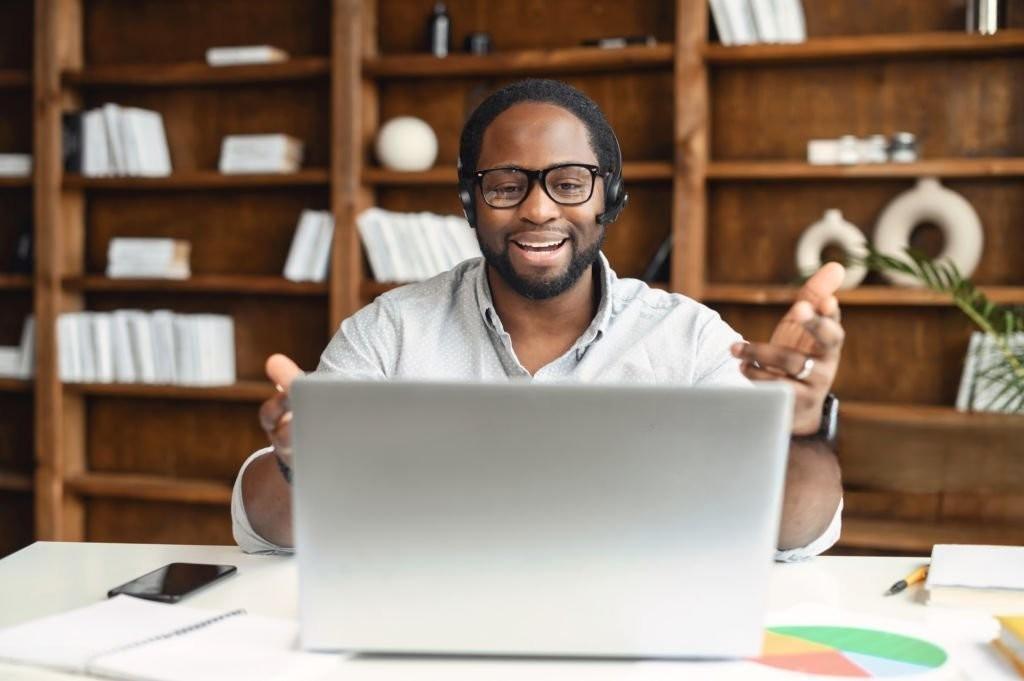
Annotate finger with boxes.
[732,341,809,379]
[259,392,292,433]
[797,262,845,312]
[800,315,845,357]
[769,299,816,350]
[266,354,303,392]
[739,360,787,382]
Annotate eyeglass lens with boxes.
[480,165,594,208]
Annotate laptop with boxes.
[290,377,793,659]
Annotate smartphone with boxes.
[107,563,237,603]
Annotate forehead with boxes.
[478,101,597,169]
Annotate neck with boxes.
[486,263,600,342]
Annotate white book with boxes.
[216,315,237,385]
[404,213,435,279]
[416,213,448,277]
[77,313,98,383]
[445,214,482,264]
[101,103,127,175]
[0,348,19,377]
[748,0,780,42]
[308,212,334,282]
[377,211,410,282]
[283,210,323,282]
[111,310,137,383]
[150,310,177,385]
[82,109,111,177]
[91,313,115,383]
[134,109,173,176]
[219,134,303,174]
[0,153,32,177]
[723,0,757,44]
[126,311,157,384]
[172,316,195,385]
[708,0,735,45]
[773,0,806,43]
[955,331,981,412]
[57,315,76,381]
[431,213,461,271]
[206,45,290,67]
[356,208,392,282]
[396,213,429,281]
[118,108,143,176]
[17,316,34,378]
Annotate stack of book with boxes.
[283,210,334,283]
[205,45,289,66]
[956,331,1024,413]
[924,544,1024,611]
[356,207,482,283]
[0,317,34,379]
[994,616,1024,677]
[63,104,172,177]
[0,153,31,177]
[709,0,806,45]
[218,134,303,174]
[106,238,191,279]
[57,311,235,386]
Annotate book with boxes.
[708,0,735,45]
[722,0,757,44]
[957,331,1024,413]
[283,210,334,282]
[0,595,334,681]
[79,105,172,177]
[924,544,1024,610]
[0,153,31,177]
[748,0,780,42]
[773,0,807,43]
[107,238,191,279]
[205,45,289,66]
[218,134,303,174]
[994,616,1024,677]
[355,208,481,283]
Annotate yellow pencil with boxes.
[884,565,929,596]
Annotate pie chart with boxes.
[752,626,950,678]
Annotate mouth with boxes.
[511,237,569,253]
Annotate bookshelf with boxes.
[17,0,1024,554]
[0,0,34,557]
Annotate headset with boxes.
[457,128,628,229]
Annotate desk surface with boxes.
[0,542,1016,680]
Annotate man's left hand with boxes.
[730,263,846,436]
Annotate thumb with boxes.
[265,354,303,392]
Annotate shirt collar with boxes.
[474,252,615,354]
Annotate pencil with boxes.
[884,565,929,596]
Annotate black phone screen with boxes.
[107,563,237,603]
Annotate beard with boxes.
[478,228,606,300]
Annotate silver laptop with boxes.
[290,378,793,659]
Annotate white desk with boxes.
[0,542,1016,680]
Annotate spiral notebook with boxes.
[0,595,337,681]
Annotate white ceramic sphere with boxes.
[375,116,438,172]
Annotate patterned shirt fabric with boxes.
[231,253,843,560]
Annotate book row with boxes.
[357,208,482,283]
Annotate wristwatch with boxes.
[797,392,839,450]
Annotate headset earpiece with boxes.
[596,130,627,225]
[457,156,477,229]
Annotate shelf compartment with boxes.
[702,284,1024,307]
[63,169,330,190]
[841,400,1024,430]
[363,160,675,186]
[62,56,330,88]
[704,30,1024,64]
[65,472,232,505]
[0,378,32,393]
[839,516,1024,553]
[0,470,32,493]
[365,44,674,78]
[707,158,1024,181]
[64,380,273,402]
[65,275,327,296]
[0,69,30,88]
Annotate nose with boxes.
[516,178,561,225]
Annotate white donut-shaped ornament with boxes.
[873,178,983,287]
[375,116,438,172]
[796,209,868,290]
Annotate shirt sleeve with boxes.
[774,497,843,562]
[232,297,402,554]
[693,309,752,388]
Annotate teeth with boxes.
[514,239,565,248]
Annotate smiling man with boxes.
[233,79,845,560]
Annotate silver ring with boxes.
[793,357,815,381]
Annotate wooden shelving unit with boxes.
[363,160,675,186]
[703,284,1024,307]
[64,274,328,296]
[63,169,330,190]
[62,56,330,87]
[707,158,1024,180]
[63,380,273,403]
[65,472,233,506]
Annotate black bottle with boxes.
[427,2,451,58]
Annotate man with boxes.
[233,79,845,560]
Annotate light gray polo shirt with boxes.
[231,254,842,559]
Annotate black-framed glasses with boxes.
[475,163,604,209]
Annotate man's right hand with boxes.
[258,354,304,465]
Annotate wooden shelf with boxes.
[0,69,31,88]
[0,177,31,188]
[702,284,1024,307]
[365,44,674,78]
[363,160,675,186]
[0,470,33,493]
[65,274,327,296]
[361,280,401,299]
[707,158,1024,180]
[0,378,32,393]
[63,169,329,190]
[63,56,330,88]
[0,274,32,290]
[842,401,1024,430]
[64,380,273,402]
[704,30,1024,64]
[65,472,232,505]
[839,516,1024,553]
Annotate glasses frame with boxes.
[474,163,605,209]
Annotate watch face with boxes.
[822,394,839,446]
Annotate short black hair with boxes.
[458,79,619,177]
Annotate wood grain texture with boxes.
[377,0,675,54]
[710,57,1024,160]
[0,492,33,558]
[798,0,1024,36]
[86,499,233,545]
[64,57,329,87]
[82,0,330,65]
[0,0,32,70]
